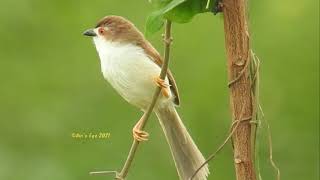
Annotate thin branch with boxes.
[249,49,261,180]
[190,105,251,179]
[89,171,118,176]
[250,51,260,154]
[89,20,173,180]
[251,50,280,180]
[265,109,281,180]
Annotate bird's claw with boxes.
[132,127,149,142]
[153,76,171,98]
[154,76,170,89]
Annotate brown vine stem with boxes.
[192,0,257,179]
[222,0,257,179]
[192,0,257,178]
[89,20,172,180]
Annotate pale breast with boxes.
[93,39,171,110]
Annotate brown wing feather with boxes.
[140,41,180,106]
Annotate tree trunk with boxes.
[222,0,257,179]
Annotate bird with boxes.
[83,15,209,180]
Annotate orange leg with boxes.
[153,76,170,98]
[132,118,149,142]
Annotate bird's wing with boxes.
[141,41,180,106]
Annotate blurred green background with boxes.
[0,0,318,180]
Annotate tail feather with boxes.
[155,104,209,180]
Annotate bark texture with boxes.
[222,0,257,179]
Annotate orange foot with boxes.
[153,76,170,98]
[132,118,149,142]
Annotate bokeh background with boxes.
[0,0,318,180]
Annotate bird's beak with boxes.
[83,29,97,37]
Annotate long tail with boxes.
[155,103,209,180]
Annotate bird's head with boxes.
[83,16,144,44]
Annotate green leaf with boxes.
[145,10,165,38]
[146,0,215,36]
[145,0,187,37]
[164,0,210,23]
[162,0,186,13]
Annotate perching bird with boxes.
[83,16,209,180]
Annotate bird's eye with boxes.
[98,28,105,35]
